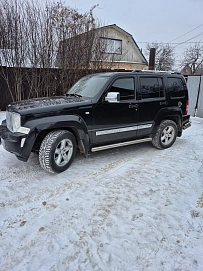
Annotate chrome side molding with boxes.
[91,138,152,152]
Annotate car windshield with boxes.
[67,76,109,98]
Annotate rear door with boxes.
[136,75,167,137]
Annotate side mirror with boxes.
[105,92,120,103]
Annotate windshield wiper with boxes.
[66,93,82,98]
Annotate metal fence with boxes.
[187,75,203,118]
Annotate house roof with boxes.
[99,24,148,64]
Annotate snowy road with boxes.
[0,112,203,271]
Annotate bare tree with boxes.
[0,0,28,101]
[0,0,122,104]
[52,3,117,84]
[180,43,203,75]
[145,42,175,71]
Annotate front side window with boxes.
[139,77,164,99]
[108,77,135,100]
[100,38,122,54]
[168,77,185,98]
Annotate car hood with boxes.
[8,96,85,111]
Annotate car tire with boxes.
[152,120,178,150]
[39,130,76,173]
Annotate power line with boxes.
[168,23,203,42]
[173,32,203,48]
[137,28,203,46]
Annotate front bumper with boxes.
[0,123,6,144]
[0,121,30,161]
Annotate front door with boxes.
[92,76,139,144]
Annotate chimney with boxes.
[149,48,156,70]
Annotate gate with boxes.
[187,75,203,118]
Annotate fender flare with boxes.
[152,107,183,135]
[24,115,90,158]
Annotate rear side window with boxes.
[139,77,164,99]
[168,77,185,98]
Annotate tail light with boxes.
[185,100,189,115]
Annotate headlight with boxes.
[13,113,21,132]
[6,111,21,132]
[6,111,30,134]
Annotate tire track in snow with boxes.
[0,144,151,210]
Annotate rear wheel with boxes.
[152,120,177,149]
[39,130,76,173]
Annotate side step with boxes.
[91,138,152,152]
[182,121,191,130]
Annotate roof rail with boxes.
[131,70,144,73]
[131,70,181,75]
[140,70,180,74]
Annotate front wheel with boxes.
[152,120,178,149]
[39,130,76,173]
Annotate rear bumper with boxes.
[182,115,191,130]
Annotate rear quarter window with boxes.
[168,77,185,98]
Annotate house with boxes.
[55,24,148,70]
[181,63,203,76]
[180,64,192,76]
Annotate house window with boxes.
[100,38,122,54]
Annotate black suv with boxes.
[0,71,191,173]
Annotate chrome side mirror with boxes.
[105,92,120,103]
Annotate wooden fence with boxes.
[0,66,129,111]
[0,66,90,111]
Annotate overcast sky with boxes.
[63,0,203,67]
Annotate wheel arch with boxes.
[28,115,90,157]
[152,109,183,137]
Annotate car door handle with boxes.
[160,101,168,105]
[129,104,139,109]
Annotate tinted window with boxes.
[109,78,135,100]
[168,77,185,98]
[139,77,164,99]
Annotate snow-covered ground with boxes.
[0,111,203,271]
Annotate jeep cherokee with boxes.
[0,71,191,173]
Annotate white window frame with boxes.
[100,38,122,54]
